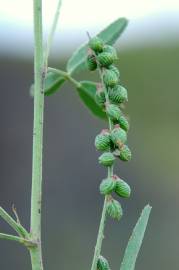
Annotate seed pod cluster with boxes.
[87,37,132,222]
[99,175,131,199]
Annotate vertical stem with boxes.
[30,0,44,269]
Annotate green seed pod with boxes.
[119,115,129,132]
[109,85,128,104]
[98,52,114,67]
[106,199,123,220]
[86,54,97,71]
[98,152,115,167]
[95,90,106,107]
[115,178,131,198]
[103,70,118,88]
[109,65,120,77]
[95,130,111,151]
[89,36,104,53]
[106,104,121,121]
[103,45,118,61]
[111,126,127,146]
[119,145,132,161]
[99,178,116,195]
[97,256,110,270]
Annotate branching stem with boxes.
[0,207,29,238]
[48,67,81,88]
[30,1,63,269]
[0,233,36,247]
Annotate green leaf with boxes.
[44,72,66,96]
[120,205,152,270]
[30,72,66,97]
[67,17,128,75]
[77,81,106,119]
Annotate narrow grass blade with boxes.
[120,205,152,270]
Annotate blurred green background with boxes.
[0,1,179,269]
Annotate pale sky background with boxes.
[0,0,179,58]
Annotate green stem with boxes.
[48,67,81,88]
[0,207,28,238]
[90,68,114,270]
[30,0,44,269]
[0,233,36,247]
[44,0,62,68]
[90,196,108,270]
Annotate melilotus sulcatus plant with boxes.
[0,1,152,270]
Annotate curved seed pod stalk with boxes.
[88,36,132,270]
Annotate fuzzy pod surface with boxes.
[97,256,110,270]
[100,178,116,195]
[109,65,120,77]
[89,37,104,53]
[106,199,123,220]
[87,54,97,71]
[103,69,119,88]
[109,85,128,104]
[115,178,131,198]
[95,131,111,151]
[103,45,118,61]
[118,115,129,132]
[111,126,127,145]
[98,152,115,167]
[119,145,132,161]
[98,52,114,67]
[106,104,121,121]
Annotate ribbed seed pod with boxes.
[97,256,110,270]
[109,65,120,78]
[103,45,118,61]
[115,178,131,198]
[106,104,121,121]
[98,152,115,167]
[119,145,132,161]
[86,54,97,71]
[98,52,114,67]
[119,115,129,132]
[106,199,123,220]
[103,70,119,88]
[95,131,111,151]
[109,85,128,104]
[95,90,106,107]
[89,37,104,53]
[99,178,116,195]
[111,126,127,146]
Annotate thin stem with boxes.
[0,233,36,247]
[44,0,62,68]
[48,67,81,88]
[30,0,44,269]
[90,196,108,270]
[90,67,114,270]
[0,207,28,238]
